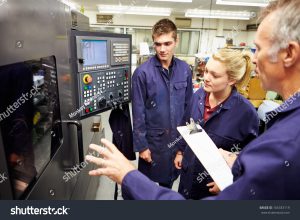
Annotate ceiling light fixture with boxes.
[185,9,255,20]
[150,0,192,2]
[216,0,269,7]
[98,5,171,16]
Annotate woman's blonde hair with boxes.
[212,48,253,93]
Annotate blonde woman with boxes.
[174,49,259,199]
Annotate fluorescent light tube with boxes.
[216,0,269,7]
[150,0,192,2]
[98,5,171,16]
[185,9,255,20]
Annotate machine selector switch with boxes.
[98,97,107,108]
[83,74,93,84]
[118,91,123,97]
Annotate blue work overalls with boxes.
[178,87,259,199]
[132,55,193,185]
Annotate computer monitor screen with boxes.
[81,39,107,66]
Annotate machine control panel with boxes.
[71,30,132,118]
[79,68,130,115]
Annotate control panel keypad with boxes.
[79,67,130,116]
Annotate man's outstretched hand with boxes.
[86,139,136,184]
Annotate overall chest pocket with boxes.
[174,82,187,103]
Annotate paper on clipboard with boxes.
[177,125,233,190]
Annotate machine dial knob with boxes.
[118,91,123,97]
[98,96,107,108]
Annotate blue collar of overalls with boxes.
[266,91,300,126]
[153,55,176,69]
[197,87,239,111]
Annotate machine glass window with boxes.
[0,56,63,199]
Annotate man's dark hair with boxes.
[152,18,177,41]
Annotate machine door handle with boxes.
[55,120,84,164]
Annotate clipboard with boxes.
[177,123,233,191]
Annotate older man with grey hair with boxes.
[86,0,300,200]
